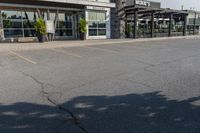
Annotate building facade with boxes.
[112,0,200,39]
[185,10,200,35]
[0,0,199,42]
[0,0,115,42]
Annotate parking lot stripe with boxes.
[50,48,82,58]
[84,46,119,54]
[111,44,133,48]
[9,51,37,64]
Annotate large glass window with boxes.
[88,11,106,36]
[56,12,73,37]
[1,10,39,38]
[1,10,23,38]
[22,11,38,37]
[1,9,75,38]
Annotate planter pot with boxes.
[37,35,46,43]
[80,32,86,40]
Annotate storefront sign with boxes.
[46,20,55,34]
[135,0,150,7]
[86,6,107,11]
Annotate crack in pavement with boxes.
[20,71,88,133]
[21,72,49,98]
[47,98,88,133]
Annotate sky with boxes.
[152,0,200,11]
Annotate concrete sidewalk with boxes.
[0,35,200,52]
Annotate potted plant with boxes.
[79,18,87,40]
[34,18,47,43]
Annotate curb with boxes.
[0,35,199,52]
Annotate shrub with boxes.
[79,18,87,33]
[34,18,47,36]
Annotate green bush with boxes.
[34,18,47,36]
[79,18,87,33]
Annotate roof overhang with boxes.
[0,2,82,11]
[38,0,115,8]
[0,0,115,9]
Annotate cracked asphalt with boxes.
[0,38,200,133]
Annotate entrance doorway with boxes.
[54,11,78,40]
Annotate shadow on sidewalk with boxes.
[0,92,200,133]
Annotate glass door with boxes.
[88,11,107,38]
[56,12,75,39]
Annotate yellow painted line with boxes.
[84,46,119,54]
[9,51,37,64]
[50,48,82,58]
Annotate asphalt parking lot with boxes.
[0,38,200,133]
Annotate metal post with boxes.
[168,13,173,37]
[24,11,35,37]
[125,14,128,38]
[53,10,59,40]
[133,10,138,39]
[74,13,77,39]
[37,8,41,18]
[183,15,187,36]
[0,10,5,40]
[151,12,154,38]
[72,14,76,39]
[47,9,50,20]
[193,12,197,35]
[47,9,52,41]
[21,11,25,38]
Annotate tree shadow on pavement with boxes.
[0,92,200,133]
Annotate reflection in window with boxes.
[98,21,106,28]
[4,29,23,38]
[89,29,97,36]
[1,10,37,38]
[1,10,22,19]
[50,13,56,20]
[23,21,35,29]
[88,21,97,28]
[22,11,38,37]
[88,11,106,36]
[56,13,73,37]
[3,20,23,28]
[1,9,74,38]
[22,11,38,20]
[98,29,106,35]
[2,10,23,38]
[59,29,73,36]
[24,30,36,37]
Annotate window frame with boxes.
[88,11,107,37]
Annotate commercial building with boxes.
[185,10,200,35]
[0,0,115,42]
[112,0,200,39]
[0,0,200,42]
